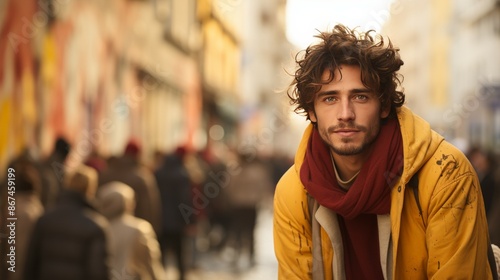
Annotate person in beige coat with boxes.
[98,140,162,235]
[97,181,165,280]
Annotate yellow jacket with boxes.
[273,106,494,279]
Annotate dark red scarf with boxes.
[300,117,403,219]
[301,117,403,279]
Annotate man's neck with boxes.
[330,151,370,181]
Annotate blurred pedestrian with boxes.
[181,148,211,269]
[154,147,193,280]
[269,152,293,187]
[38,136,71,210]
[467,147,498,217]
[466,147,500,247]
[99,139,162,235]
[85,149,108,173]
[225,152,273,268]
[5,156,44,280]
[203,150,232,254]
[491,193,500,248]
[273,24,496,279]
[24,164,111,280]
[97,181,165,280]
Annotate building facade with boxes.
[383,0,500,152]
[0,0,296,171]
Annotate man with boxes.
[5,155,44,280]
[273,24,497,279]
[38,136,71,209]
[154,148,193,280]
[24,165,111,280]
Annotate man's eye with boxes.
[324,96,336,102]
[354,95,368,100]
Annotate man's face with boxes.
[309,65,389,157]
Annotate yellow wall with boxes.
[430,0,451,107]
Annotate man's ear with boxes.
[380,104,390,119]
[309,110,317,123]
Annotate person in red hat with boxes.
[98,139,162,235]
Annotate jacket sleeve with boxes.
[86,227,111,280]
[132,221,165,280]
[425,170,493,279]
[273,166,313,280]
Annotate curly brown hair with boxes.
[288,24,405,119]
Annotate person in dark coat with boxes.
[24,165,111,280]
[37,136,71,210]
[466,147,498,217]
[154,147,193,280]
[467,147,500,248]
[4,154,44,280]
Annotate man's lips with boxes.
[334,129,359,137]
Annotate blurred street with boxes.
[167,206,278,280]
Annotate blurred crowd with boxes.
[465,147,500,247]
[1,137,292,280]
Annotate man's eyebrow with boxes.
[317,88,372,96]
[317,90,338,97]
[350,88,372,93]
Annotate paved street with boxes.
[165,206,278,280]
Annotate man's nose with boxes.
[337,100,355,121]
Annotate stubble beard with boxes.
[321,122,380,156]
